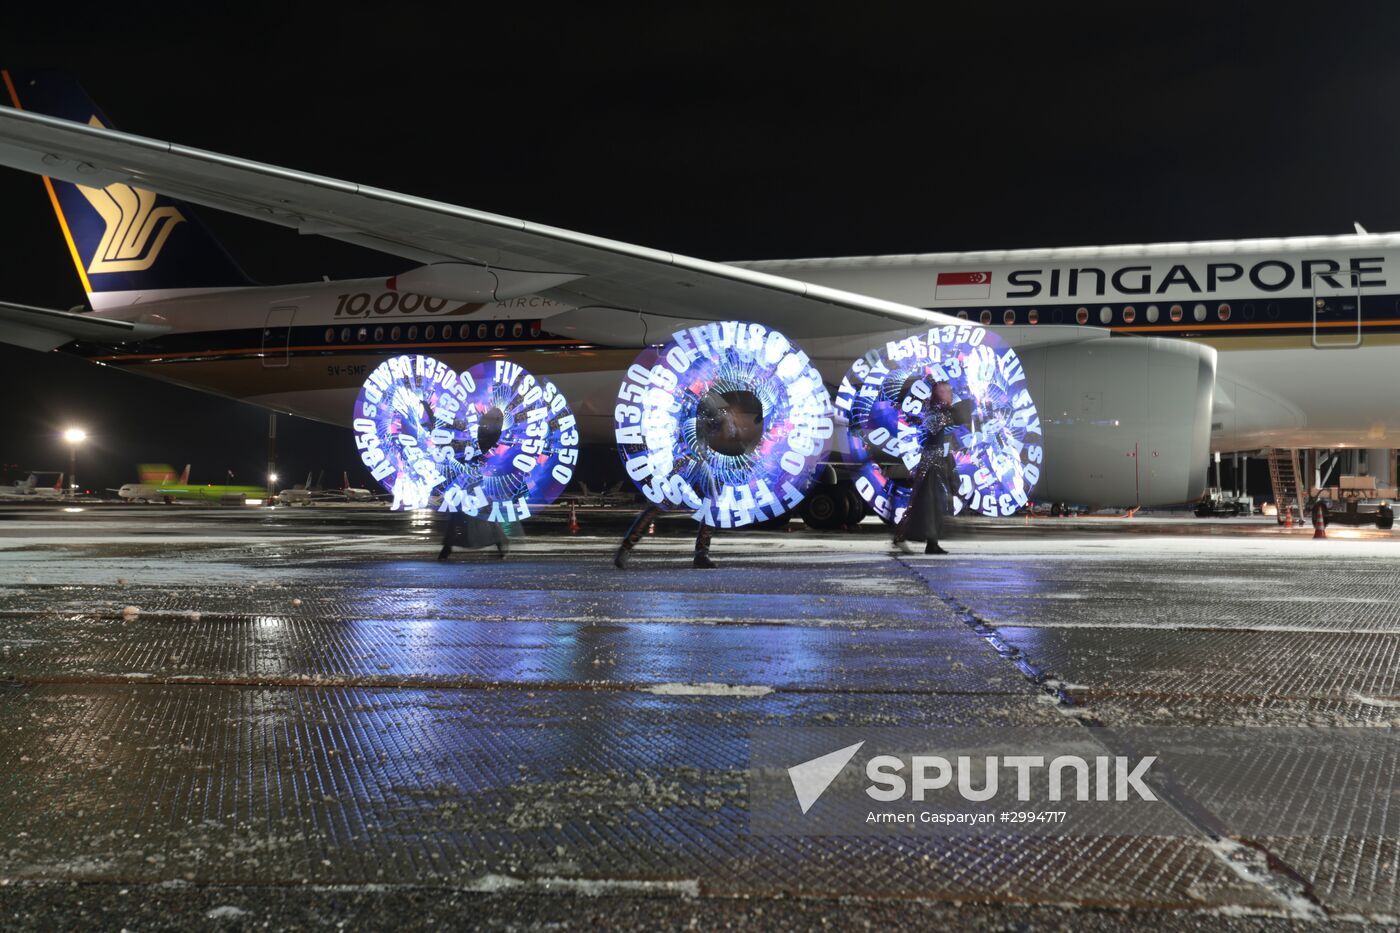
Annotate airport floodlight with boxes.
[269,472,279,484]
[62,427,86,497]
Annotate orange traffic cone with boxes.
[568,502,579,535]
[1312,502,1327,539]
[1283,505,1293,529]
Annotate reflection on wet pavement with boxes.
[2,506,1399,924]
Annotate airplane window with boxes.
[1075,307,1088,325]
[1243,303,1255,320]
[1169,304,1183,322]
[1003,310,1015,325]
[478,323,488,339]
[391,326,401,340]
[1193,303,1207,322]
[1267,303,1279,320]
[1145,305,1159,323]
[425,325,436,340]
[979,310,992,325]
[356,326,368,342]
[956,310,969,320]
[495,323,506,338]
[340,327,351,343]
[1217,303,1231,321]
[530,322,541,337]
[324,328,334,343]
[1027,309,1039,325]
[373,326,384,342]
[1123,306,1136,323]
[1098,306,1112,324]
[442,325,455,340]
[512,322,523,338]
[408,325,419,340]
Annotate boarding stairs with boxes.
[1266,448,1308,524]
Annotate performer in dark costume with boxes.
[613,501,716,569]
[437,407,509,560]
[893,380,969,555]
[438,509,509,560]
[614,390,763,570]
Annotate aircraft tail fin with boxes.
[179,464,190,484]
[0,68,253,309]
[138,463,178,484]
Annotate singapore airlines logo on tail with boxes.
[74,115,185,274]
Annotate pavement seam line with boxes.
[892,556,1331,921]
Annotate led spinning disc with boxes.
[438,359,579,522]
[614,321,834,527]
[353,354,579,520]
[836,324,1043,520]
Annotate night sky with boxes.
[3,3,1398,491]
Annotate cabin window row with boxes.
[955,303,1247,326]
[323,321,539,344]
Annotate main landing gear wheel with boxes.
[799,483,845,531]
[844,483,867,526]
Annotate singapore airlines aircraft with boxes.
[0,70,1394,515]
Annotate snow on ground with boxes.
[645,683,774,697]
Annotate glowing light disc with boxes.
[353,354,579,520]
[615,321,834,527]
[836,324,1043,520]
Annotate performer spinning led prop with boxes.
[353,355,580,520]
[891,377,964,554]
[437,359,580,523]
[835,324,1043,526]
[352,354,460,511]
[613,321,834,567]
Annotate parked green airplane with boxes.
[113,464,266,504]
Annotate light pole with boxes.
[62,428,86,498]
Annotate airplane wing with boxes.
[0,104,952,337]
[0,299,167,351]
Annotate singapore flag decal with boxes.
[935,271,993,301]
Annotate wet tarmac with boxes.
[2,504,1399,929]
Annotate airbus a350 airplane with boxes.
[0,70,1393,514]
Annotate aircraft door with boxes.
[262,305,297,367]
[1312,270,1361,348]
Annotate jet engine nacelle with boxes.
[1015,336,1215,508]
